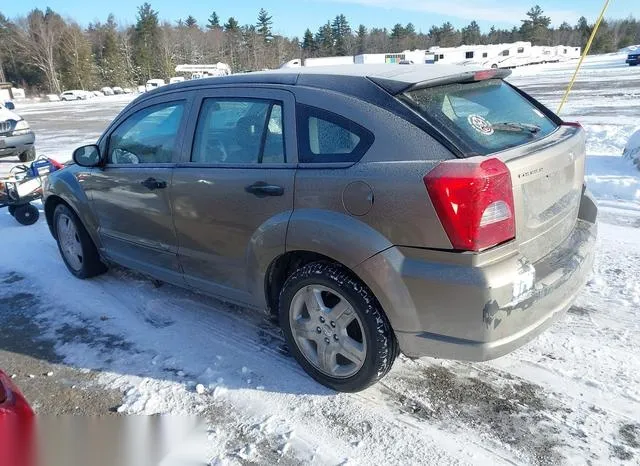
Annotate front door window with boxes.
[108,102,185,165]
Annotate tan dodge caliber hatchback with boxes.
[43,65,597,392]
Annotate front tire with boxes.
[53,204,106,278]
[18,147,36,163]
[279,262,397,392]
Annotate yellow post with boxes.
[557,0,612,115]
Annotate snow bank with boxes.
[623,129,640,169]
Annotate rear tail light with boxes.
[424,157,515,251]
[562,121,583,129]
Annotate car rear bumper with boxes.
[0,132,35,158]
[356,189,597,361]
[626,57,639,65]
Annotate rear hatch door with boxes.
[497,126,585,262]
[399,74,585,261]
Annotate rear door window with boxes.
[402,79,558,155]
[191,98,285,164]
[297,105,373,163]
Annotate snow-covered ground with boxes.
[1,54,640,465]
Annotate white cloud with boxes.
[324,0,580,26]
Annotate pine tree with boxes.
[185,15,198,29]
[439,22,458,47]
[207,11,221,30]
[133,2,161,81]
[301,28,317,57]
[224,17,240,31]
[390,24,405,41]
[462,21,481,45]
[316,22,334,55]
[590,20,615,53]
[576,16,590,47]
[520,5,551,45]
[331,14,351,56]
[356,24,367,54]
[224,17,240,71]
[256,8,273,42]
[94,14,131,86]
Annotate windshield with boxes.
[402,79,558,155]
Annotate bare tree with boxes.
[60,22,95,90]
[119,28,137,85]
[10,9,66,93]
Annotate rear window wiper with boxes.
[491,122,541,134]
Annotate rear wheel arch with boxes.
[276,258,399,391]
[264,250,394,328]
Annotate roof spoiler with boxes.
[370,68,512,95]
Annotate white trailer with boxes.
[430,45,484,65]
[175,63,231,78]
[304,56,354,67]
[554,45,581,60]
[354,54,387,64]
[429,42,557,68]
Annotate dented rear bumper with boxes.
[356,189,598,361]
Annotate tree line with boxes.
[0,4,639,95]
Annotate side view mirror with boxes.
[4,101,15,110]
[72,144,102,167]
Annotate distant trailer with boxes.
[304,56,354,67]
[175,63,231,77]
[354,54,387,65]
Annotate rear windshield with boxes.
[402,79,558,155]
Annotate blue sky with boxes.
[2,0,635,37]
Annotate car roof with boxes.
[150,64,510,97]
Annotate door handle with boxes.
[141,177,167,191]
[245,181,284,197]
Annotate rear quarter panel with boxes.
[290,86,453,260]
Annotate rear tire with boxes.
[279,261,397,392]
[13,204,39,225]
[18,147,36,163]
[53,204,107,279]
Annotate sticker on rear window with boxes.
[467,114,494,135]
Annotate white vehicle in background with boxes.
[112,86,125,95]
[145,79,166,92]
[60,90,87,101]
[169,77,186,84]
[279,59,302,68]
[92,91,105,97]
[175,64,231,79]
[101,87,115,96]
[137,85,146,93]
[122,88,134,94]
